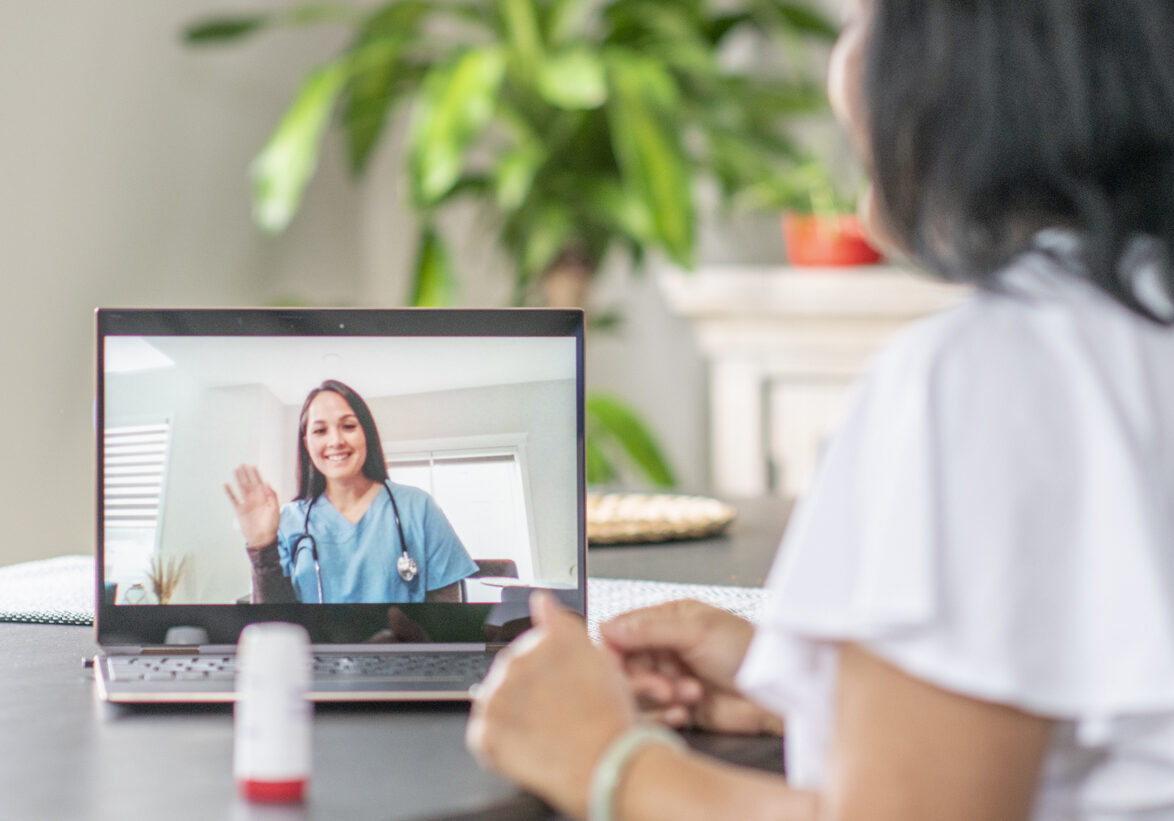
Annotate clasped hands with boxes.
[465,593,781,818]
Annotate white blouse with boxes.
[737,238,1174,819]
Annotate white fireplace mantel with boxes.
[659,265,968,498]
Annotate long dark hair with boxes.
[294,379,388,501]
[863,0,1174,324]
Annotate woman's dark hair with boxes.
[294,379,388,501]
[864,0,1174,323]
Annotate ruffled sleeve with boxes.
[737,292,1174,787]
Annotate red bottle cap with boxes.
[238,778,307,803]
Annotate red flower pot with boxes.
[782,212,882,267]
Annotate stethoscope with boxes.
[290,482,418,603]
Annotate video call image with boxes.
[102,334,579,606]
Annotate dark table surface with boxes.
[587,496,791,587]
[0,497,792,821]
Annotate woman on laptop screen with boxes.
[225,379,477,603]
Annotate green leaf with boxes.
[408,46,507,205]
[537,46,608,110]
[604,50,695,268]
[250,59,349,232]
[340,45,423,175]
[584,437,618,486]
[587,309,624,332]
[758,0,839,40]
[639,38,717,80]
[518,204,573,279]
[410,226,456,306]
[493,145,545,211]
[183,15,270,44]
[354,0,432,39]
[545,0,590,47]
[183,5,360,44]
[340,58,403,176]
[443,173,496,204]
[441,2,497,28]
[604,0,705,45]
[341,3,436,174]
[580,179,654,245]
[705,12,753,44]
[585,393,676,487]
[501,0,545,73]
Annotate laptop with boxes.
[93,308,586,703]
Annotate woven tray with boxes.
[587,492,737,545]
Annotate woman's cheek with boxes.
[858,184,906,259]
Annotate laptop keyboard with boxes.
[107,652,495,684]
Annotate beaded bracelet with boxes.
[588,724,687,821]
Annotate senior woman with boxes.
[466,1,1174,819]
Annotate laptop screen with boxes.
[95,309,585,645]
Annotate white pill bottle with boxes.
[234,622,313,802]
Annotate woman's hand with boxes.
[601,599,782,736]
[467,592,637,818]
[224,465,280,550]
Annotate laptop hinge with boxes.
[141,646,199,655]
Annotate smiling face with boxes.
[303,390,368,483]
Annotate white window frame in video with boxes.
[103,421,173,603]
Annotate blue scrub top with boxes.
[275,480,478,603]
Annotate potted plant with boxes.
[774,156,881,266]
[146,554,188,605]
[184,0,838,484]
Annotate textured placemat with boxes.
[0,555,94,625]
[586,577,769,640]
[587,492,737,545]
[0,556,770,636]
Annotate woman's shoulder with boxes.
[277,497,311,528]
[872,250,1171,402]
[859,288,1049,420]
[382,480,435,508]
[881,271,1048,359]
[280,496,311,513]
